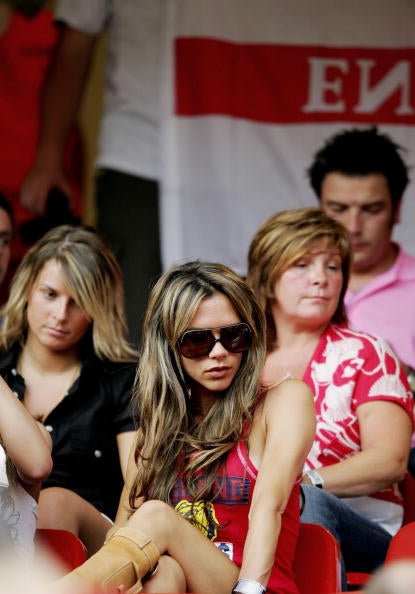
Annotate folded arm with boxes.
[302,400,412,497]
[0,376,52,486]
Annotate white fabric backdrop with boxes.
[160,0,415,275]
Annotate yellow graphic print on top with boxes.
[175,499,218,541]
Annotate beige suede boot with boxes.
[56,527,160,594]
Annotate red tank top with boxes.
[171,440,300,594]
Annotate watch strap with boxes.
[305,469,324,489]
[232,578,266,594]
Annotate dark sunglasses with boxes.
[179,322,252,359]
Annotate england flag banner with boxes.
[160,0,415,275]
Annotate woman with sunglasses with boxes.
[55,260,315,594]
[246,208,414,590]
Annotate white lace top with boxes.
[0,446,37,560]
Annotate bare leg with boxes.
[38,487,112,555]
[54,499,239,594]
[125,500,239,593]
[143,555,186,593]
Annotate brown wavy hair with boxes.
[246,208,351,351]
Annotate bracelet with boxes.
[232,578,266,594]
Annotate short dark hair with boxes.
[307,126,410,210]
[0,192,13,225]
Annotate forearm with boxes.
[305,449,408,497]
[116,430,137,480]
[34,26,96,167]
[236,379,315,588]
[238,500,282,586]
[0,378,52,483]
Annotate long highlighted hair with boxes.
[129,260,266,511]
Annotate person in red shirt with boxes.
[0,2,83,269]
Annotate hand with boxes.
[301,473,312,485]
[20,163,72,215]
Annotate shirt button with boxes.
[94,450,102,458]
[13,391,19,398]
[11,368,17,376]
[45,425,53,433]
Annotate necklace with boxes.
[280,358,305,380]
[263,340,318,388]
[269,356,308,387]
[62,362,81,396]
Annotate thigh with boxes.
[339,505,391,574]
[301,485,391,573]
[38,487,111,555]
[128,500,239,594]
[301,485,343,536]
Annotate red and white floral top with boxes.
[303,324,414,533]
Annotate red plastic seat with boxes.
[385,521,415,563]
[346,472,415,590]
[345,522,415,593]
[399,472,415,526]
[294,523,342,594]
[35,528,87,573]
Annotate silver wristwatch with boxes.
[305,469,324,489]
[232,579,266,594]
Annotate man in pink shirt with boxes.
[308,127,415,374]
[308,126,415,470]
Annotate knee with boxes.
[39,487,72,514]
[38,488,83,529]
[129,500,178,539]
[131,500,172,524]
[144,555,186,592]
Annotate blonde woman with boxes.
[247,208,413,589]
[55,260,315,594]
[0,225,137,554]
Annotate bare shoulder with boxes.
[256,379,315,431]
[250,379,315,465]
[263,378,314,407]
